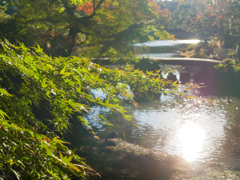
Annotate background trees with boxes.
[164,0,240,49]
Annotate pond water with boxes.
[86,91,240,165]
[134,39,201,58]
[85,40,240,168]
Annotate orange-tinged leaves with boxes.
[210,12,216,17]
[77,2,94,15]
[196,14,201,21]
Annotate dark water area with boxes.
[84,40,240,170]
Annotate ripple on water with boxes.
[133,95,231,163]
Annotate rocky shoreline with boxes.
[76,137,240,180]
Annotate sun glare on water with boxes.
[177,122,206,162]
[177,39,201,44]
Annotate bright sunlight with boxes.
[177,122,206,162]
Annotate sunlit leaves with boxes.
[0,88,11,97]
[70,0,89,5]
[0,117,90,179]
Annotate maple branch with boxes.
[85,0,106,19]
[97,22,145,59]
[95,0,105,12]
[61,0,75,16]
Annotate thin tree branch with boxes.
[81,0,105,20]
[97,22,145,59]
[61,0,75,16]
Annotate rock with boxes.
[77,138,240,180]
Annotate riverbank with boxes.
[75,137,240,180]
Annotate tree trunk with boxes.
[48,27,78,57]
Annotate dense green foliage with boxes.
[0,39,176,179]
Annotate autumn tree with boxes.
[1,0,170,58]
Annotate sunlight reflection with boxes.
[177,122,206,162]
[178,39,201,44]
